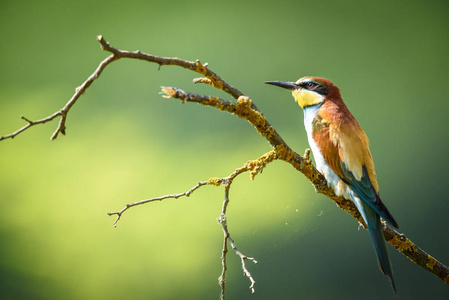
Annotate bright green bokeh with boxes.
[1,0,448,299]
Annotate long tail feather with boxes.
[352,196,397,294]
[367,212,397,294]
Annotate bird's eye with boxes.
[306,81,317,89]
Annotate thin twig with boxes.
[229,234,258,294]
[218,183,258,297]
[218,211,228,300]
[0,52,117,141]
[107,181,208,227]
[0,112,62,141]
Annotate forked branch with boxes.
[108,150,277,297]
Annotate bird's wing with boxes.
[312,114,398,228]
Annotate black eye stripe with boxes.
[300,81,318,89]
[300,80,329,96]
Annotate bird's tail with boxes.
[353,198,397,294]
[367,212,397,294]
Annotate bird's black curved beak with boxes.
[265,81,297,90]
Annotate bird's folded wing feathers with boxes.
[312,115,398,228]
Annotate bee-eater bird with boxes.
[266,77,399,293]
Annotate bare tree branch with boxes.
[2,36,448,294]
[0,113,62,141]
[0,53,117,141]
[96,35,244,100]
[213,151,277,297]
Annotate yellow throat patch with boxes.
[292,89,324,108]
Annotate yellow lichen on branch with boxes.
[207,151,277,188]
[208,177,223,186]
[204,97,225,111]
[161,87,179,99]
[193,77,212,85]
[210,78,224,90]
[233,96,274,140]
[389,234,415,252]
[195,60,208,75]
[275,144,296,163]
[194,60,224,90]
[427,255,437,270]
[237,150,278,180]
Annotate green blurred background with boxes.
[1,0,448,299]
